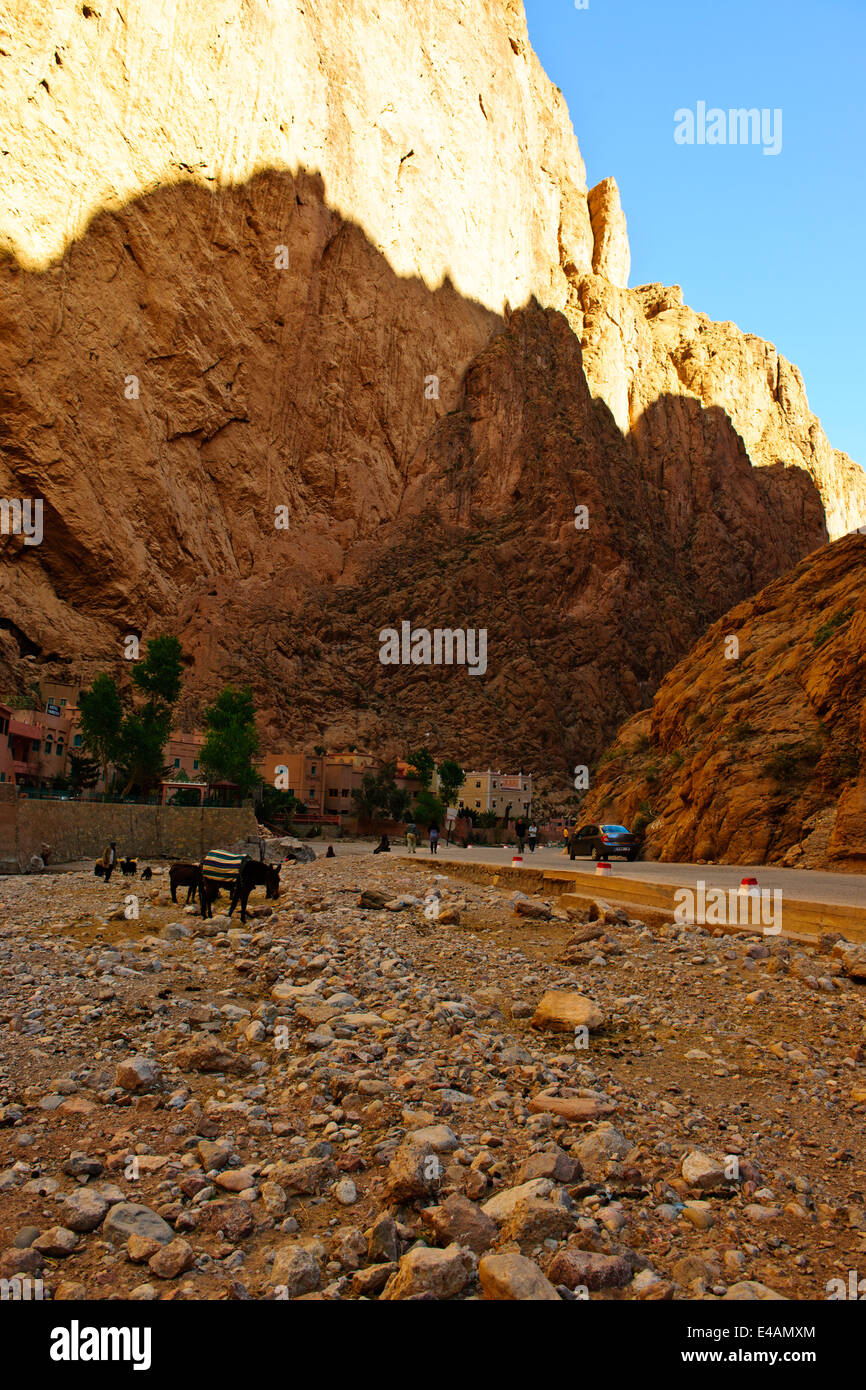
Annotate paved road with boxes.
[45,841,866,909]
[389,841,866,909]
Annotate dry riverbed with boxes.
[1,855,865,1302]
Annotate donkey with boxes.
[169,861,211,905]
[201,850,280,923]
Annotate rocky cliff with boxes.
[1,0,864,780]
[581,533,866,870]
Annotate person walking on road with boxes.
[527,822,538,853]
[514,817,527,854]
[428,823,439,855]
[101,840,117,883]
[405,820,418,854]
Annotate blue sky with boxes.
[523,0,865,469]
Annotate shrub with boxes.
[813,608,854,650]
[763,741,822,784]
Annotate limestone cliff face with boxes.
[0,0,863,781]
[0,0,593,312]
[582,534,866,870]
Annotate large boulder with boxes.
[681,1150,729,1191]
[548,1249,631,1290]
[174,1036,251,1074]
[482,1179,556,1223]
[422,1195,498,1255]
[387,1141,442,1202]
[115,1056,162,1093]
[573,1123,629,1173]
[380,1243,476,1300]
[478,1253,561,1301]
[531,991,605,1033]
[270,1245,321,1298]
[528,1091,615,1121]
[104,1203,174,1247]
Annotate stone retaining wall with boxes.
[0,787,259,869]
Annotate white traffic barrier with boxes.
[595,861,612,877]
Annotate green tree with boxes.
[261,784,302,823]
[131,635,184,705]
[387,786,412,821]
[351,772,380,823]
[436,758,464,807]
[169,786,203,806]
[115,707,171,796]
[117,636,184,796]
[67,751,100,793]
[350,763,412,823]
[78,672,123,785]
[406,747,435,787]
[200,685,261,794]
[412,788,445,827]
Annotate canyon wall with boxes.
[582,533,866,870]
[1,0,864,782]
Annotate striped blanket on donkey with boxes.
[202,850,246,885]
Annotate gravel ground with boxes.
[1,854,865,1302]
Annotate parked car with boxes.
[569,823,639,861]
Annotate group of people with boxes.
[405,819,439,854]
[373,821,440,855]
[513,817,539,854]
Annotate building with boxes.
[0,704,17,785]
[164,730,206,781]
[258,752,325,814]
[323,750,376,820]
[6,710,44,787]
[452,769,532,819]
[394,759,424,798]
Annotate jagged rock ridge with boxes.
[582,533,866,870]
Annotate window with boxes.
[44,738,53,755]
[310,762,317,775]
[308,789,315,799]
[174,758,180,768]
[56,741,64,757]
[0,772,4,782]
[475,780,481,788]
[475,800,481,808]
[328,788,338,796]
[341,788,349,798]
[73,734,82,747]
[193,759,199,770]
